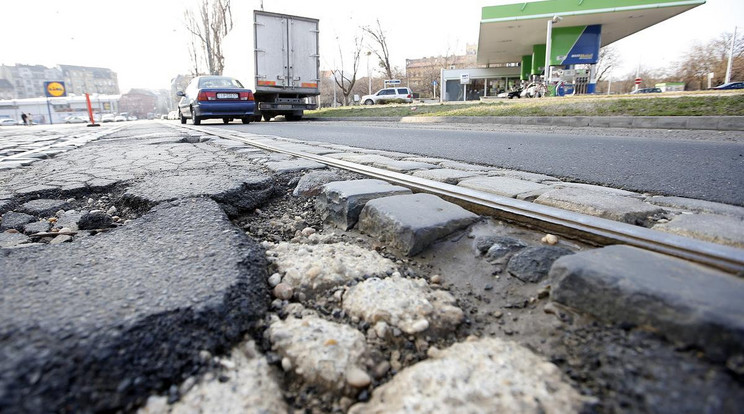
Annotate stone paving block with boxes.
[412,168,479,184]
[329,154,395,165]
[358,193,479,256]
[316,179,411,230]
[653,213,744,248]
[646,196,744,218]
[264,159,326,174]
[438,160,494,172]
[349,337,586,414]
[292,170,343,197]
[549,245,744,362]
[489,170,562,183]
[0,198,269,412]
[459,176,550,198]
[371,159,438,172]
[557,183,643,198]
[535,187,664,225]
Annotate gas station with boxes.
[441,0,705,101]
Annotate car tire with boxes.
[193,116,201,125]
[364,99,374,105]
[223,118,230,124]
[262,114,273,122]
[242,117,250,124]
[180,111,186,124]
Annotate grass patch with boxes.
[308,94,744,118]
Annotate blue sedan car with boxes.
[712,82,744,90]
[177,76,256,125]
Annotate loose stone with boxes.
[542,234,559,245]
[346,367,372,388]
[273,283,294,300]
[268,273,282,287]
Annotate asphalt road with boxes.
[216,120,744,206]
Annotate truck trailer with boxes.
[223,9,320,122]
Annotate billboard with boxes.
[551,25,602,65]
[44,81,67,98]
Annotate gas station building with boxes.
[441,0,705,101]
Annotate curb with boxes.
[307,115,744,131]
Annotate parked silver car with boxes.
[361,87,413,105]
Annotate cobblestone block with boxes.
[316,179,411,230]
[535,187,664,225]
[459,176,550,198]
[550,245,744,362]
[358,193,478,256]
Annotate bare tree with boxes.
[595,45,620,83]
[363,19,394,80]
[676,30,744,90]
[184,0,233,76]
[333,35,364,105]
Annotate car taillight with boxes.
[197,91,216,101]
[407,94,412,98]
[239,91,254,101]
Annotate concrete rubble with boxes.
[348,337,588,414]
[342,275,464,336]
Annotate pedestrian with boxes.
[21,112,27,126]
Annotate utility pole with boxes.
[725,26,737,84]
[366,51,372,95]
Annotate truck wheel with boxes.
[179,111,186,124]
[364,99,374,105]
[242,117,251,124]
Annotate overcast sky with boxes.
[0,0,740,92]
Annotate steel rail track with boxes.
[174,123,744,274]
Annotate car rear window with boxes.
[198,77,243,89]
[397,88,409,94]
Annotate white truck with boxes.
[223,9,320,122]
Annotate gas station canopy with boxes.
[477,0,705,66]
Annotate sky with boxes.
[0,0,740,92]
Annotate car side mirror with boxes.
[176,91,185,97]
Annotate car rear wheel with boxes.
[193,116,201,125]
[242,117,251,124]
[364,99,374,105]
[179,111,186,124]
[223,118,231,124]
[262,113,273,122]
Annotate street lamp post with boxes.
[366,51,372,95]
[545,15,562,90]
